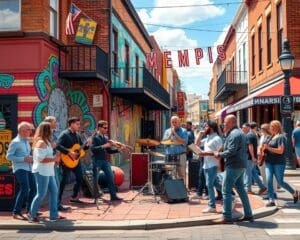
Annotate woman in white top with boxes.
[28,122,61,222]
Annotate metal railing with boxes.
[217,70,248,93]
[59,45,108,79]
[111,67,170,106]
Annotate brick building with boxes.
[227,0,300,124]
[0,0,170,168]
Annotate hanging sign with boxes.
[146,45,226,69]
[75,18,97,45]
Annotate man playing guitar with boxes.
[91,120,123,201]
[56,117,91,205]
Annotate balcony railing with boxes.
[215,70,248,101]
[59,45,108,80]
[110,67,170,109]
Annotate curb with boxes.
[0,206,278,231]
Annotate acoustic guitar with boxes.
[60,143,86,169]
[258,135,273,167]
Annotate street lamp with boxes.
[279,39,295,169]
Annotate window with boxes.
[0,0,20,31]
[238,49,241,82]
[125,42,130,82]
[258,25,263,71]
[243,42,247,81]
[251,34,255,76]
[277,2,283,57]
[50,0,58,38]
[267,14,272,65]
[135,54,139,87]
[112,28,118,72]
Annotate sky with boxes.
[131,0,240,98]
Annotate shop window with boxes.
[124,41,130,83]
[0,0,20,31]
[112,28,118,72]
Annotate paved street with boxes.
[0,174,299,240]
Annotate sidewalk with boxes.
[0,188,277,230]
[284,168,300,177]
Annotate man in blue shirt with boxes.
[163,116,188,183]
[292,120,300,167]
[6,122,36,220]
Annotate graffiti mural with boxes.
[33,55,96,134]
[0,74,14,89]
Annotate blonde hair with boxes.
[32,122,51,148]
[270,120,284,134]
[260,123,271,135]
[296,120,300,127]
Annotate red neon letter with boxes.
[194,48,204,65]
[163,51,172,68]
[146,53,158,69]
[178,50,190,67]
[217,45,226,61]
[207,47,213,63]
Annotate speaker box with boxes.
[188,158,200,189]
[162,179,188,203]
[130,153,149,188]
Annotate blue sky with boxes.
[131,0,240,98]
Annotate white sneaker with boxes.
[202,207,217,213]
[190,194,201,200]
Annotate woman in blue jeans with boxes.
[29,122,62,222]
[264,120,299,206]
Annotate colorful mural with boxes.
[111,14,147,88]
[33,56,96,134]
[0,74,14,89]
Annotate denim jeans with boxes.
[13,169,36,214]
[223,167,252,220]
[59,163,83,203]
[93,160,116,198]
[204,166,222,208]
[196,157,207,195]
[244,160,265,191]
[30,172,58,218]
[265,162,295,201]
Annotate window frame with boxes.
[266,14,272,65]
[251,33,256,76]
[49,0,59,38]
[112,27,119,73]
[258,25,263,71]
[124,41,130,83]
[0,0,21,31]
[277,2,283,57]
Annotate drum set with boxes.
[131,138,183,202]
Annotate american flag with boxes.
[65,3,81,35]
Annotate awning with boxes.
[215,105,231,119]
[227,76,300,113]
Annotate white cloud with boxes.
[150,28,216,95]
[137,0,225,26]
[0,9,20,30]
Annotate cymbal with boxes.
[149,151,166,157]
[161,139,182,145]
[136,138,160,146]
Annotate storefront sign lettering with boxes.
[0,175,15,198]
[0,130,12,170]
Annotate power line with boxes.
[133,0,268,9]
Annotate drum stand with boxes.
[131,147,160,203]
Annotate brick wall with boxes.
[248,0,300,91]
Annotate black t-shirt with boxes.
[246,131,258,160]
[265,134,286,165]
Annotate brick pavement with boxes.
[0,189,265,222]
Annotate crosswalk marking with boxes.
[281,209,300,214]
[274,218,300,223]
[288,180,300,182]
[265,229,300,235]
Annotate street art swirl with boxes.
[33,55,96,133]
[0,74,14,89]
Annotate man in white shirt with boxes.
[198,120,223,213]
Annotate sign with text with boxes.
[280,95,294,114]
[0,174,15,199]
[0,130,12,172]
[177,92,185,117]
